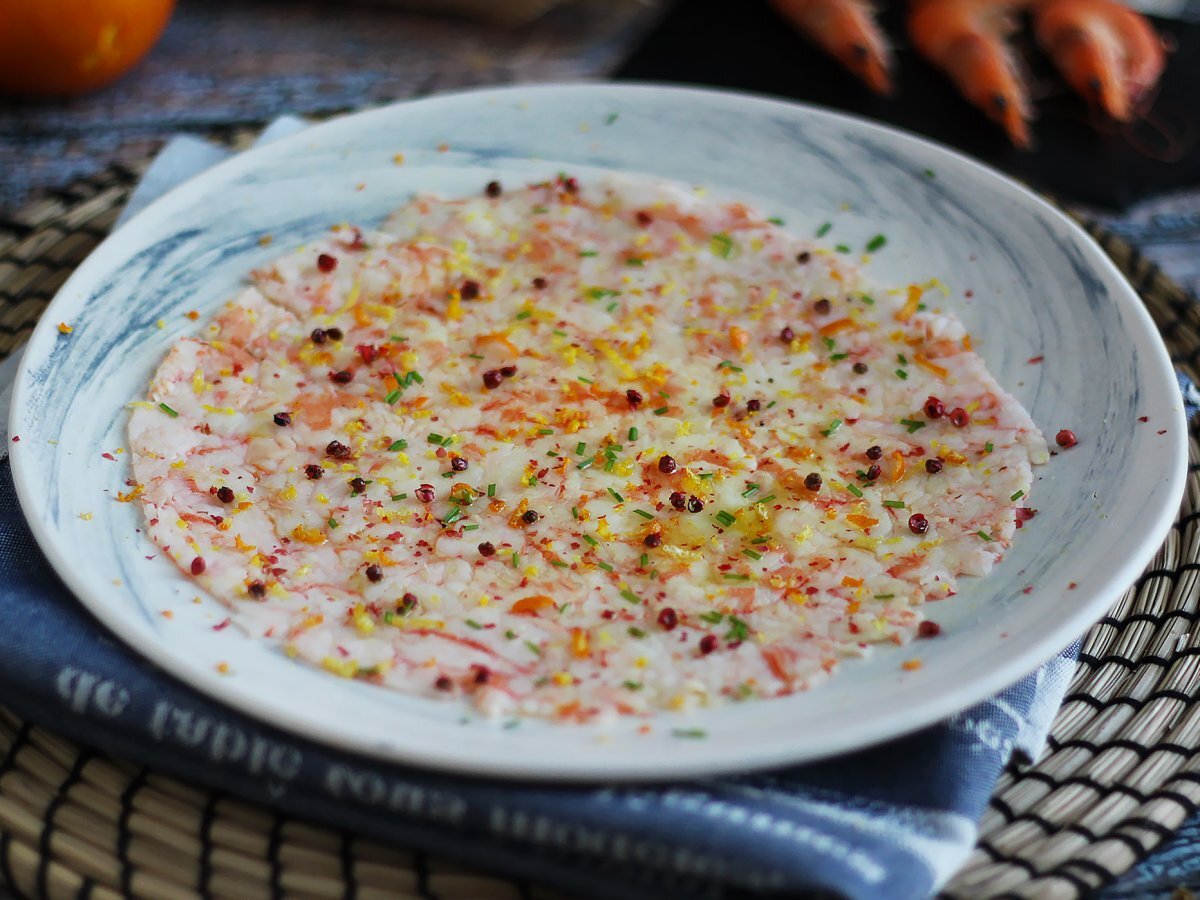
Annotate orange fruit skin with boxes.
[0,0,175,97]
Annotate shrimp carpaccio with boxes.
[129,174,1048,723]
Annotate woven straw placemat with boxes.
[1,160,1198,900]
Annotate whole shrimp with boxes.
[769,0,1167,148]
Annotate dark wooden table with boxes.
[0,0,665,216]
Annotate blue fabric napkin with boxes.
[0,126,1134,900]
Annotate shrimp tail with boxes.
[907,0,1034,149]
[1032,0,1166,122]
[771,0,895,95]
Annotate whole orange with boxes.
[0,0,175,97]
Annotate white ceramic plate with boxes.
[9,84,1187,780]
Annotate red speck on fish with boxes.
[1028,356,1043,364]
[102,453,115,461]
[213,618,231,631]
[1138,416,1149,423]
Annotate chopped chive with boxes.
[571,507,580,520]
[861,294,876,305]
[883,500,906,509]
[700,612,724,624]
[328,517,338,529]
[977,530,995,542]
[391,493,408,501]
[383,612,394,624]
[504,629,517,639]
[741,484,760,498]
[830,353,849,361]
[923,168,936,179]
[816,221,832,237]
[653,406,669,416]
[835,243,851,253]
[390,335,408,342]
[408,371,424,384]
[587,287,621,300]
[582,534,599,546]
[537,428,554,435]
[597,561,614,572]
[628,626,647,638]
[551,559,569,568]
[821,418,843,437]
[465,619,483,630]
[751,536,770,544]
[984,441,994,453]
[532,206,549,214]
[576,458,594,470]
[726,616,750,641]
[723,573,751,581]
[427,433,444,445]
[866,234,887,253]
[895,369,909,380]
[515,310,533,320]
[384,389,402,405]
[698,472,715,480]
[575,441,587,456]
[619,589,642,605]
[709,232,736,259]
[822,337,836,351]
[606,301,619,313]
[623,680,643,691]
[605,112,619,125]
[897,353,908,365]
[579,250,598,257]
[846,483,864,498]
[639,553,650,567]
[874,593,895,600]
[672,728,707,739]
[393,372,405,387]
[900,418,926,433]
[443,507,464,525]
[608,487,624,503]
[388,439,408,452]
[463,523,480,531]
[468,353,484,360]
[767,216,785,225]
[634,509,654,519]
[158,403,179,418]
[628,426,639,441]
[757,494,777,505]
[485,483,496,498]
[1010,490,1025,501]
[625,257,644,266]
[511,551,520,568]
[525,640,542,656]
[553,329,568,337]
[742,549,763,560]
[715,510,736,527]
[577,376,593,384]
